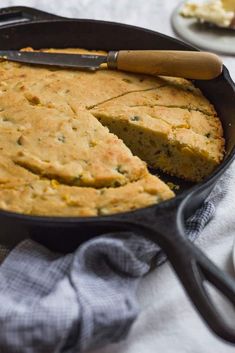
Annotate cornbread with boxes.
[0,92,148,188]
[91,105,223,181]
[91,71,224,181]
[0,48,224,216]
[180,0,235,28]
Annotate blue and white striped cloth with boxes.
[0,201,215,353]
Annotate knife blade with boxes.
[0,50,223,80]
[0,50,108,70]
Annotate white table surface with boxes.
[0,1,234,353]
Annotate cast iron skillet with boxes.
[0,5,235,343]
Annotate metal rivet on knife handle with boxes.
[107,51,119,69]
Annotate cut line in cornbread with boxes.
[90,83,216,116]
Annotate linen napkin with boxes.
[0,194,217,353]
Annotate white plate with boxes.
[171,2,235,55]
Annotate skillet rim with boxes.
[0,16,233,223]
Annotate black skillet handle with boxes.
[0,6,64,25]
[170,237,235,343]
[139,202,235,343]
[102,198,235,343]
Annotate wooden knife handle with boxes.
[109,50,223,80]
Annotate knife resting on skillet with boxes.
[0,50,222,80]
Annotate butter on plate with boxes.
[180,0,235,28]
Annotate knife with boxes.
[0,50,223,80]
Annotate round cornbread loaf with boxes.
[0,48,224,216]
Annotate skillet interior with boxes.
[0,16,234,250]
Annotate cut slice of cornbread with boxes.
[0,81,174,216]
[0,174,174,216]
[0,91,150,188]
[91,105,224,181]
